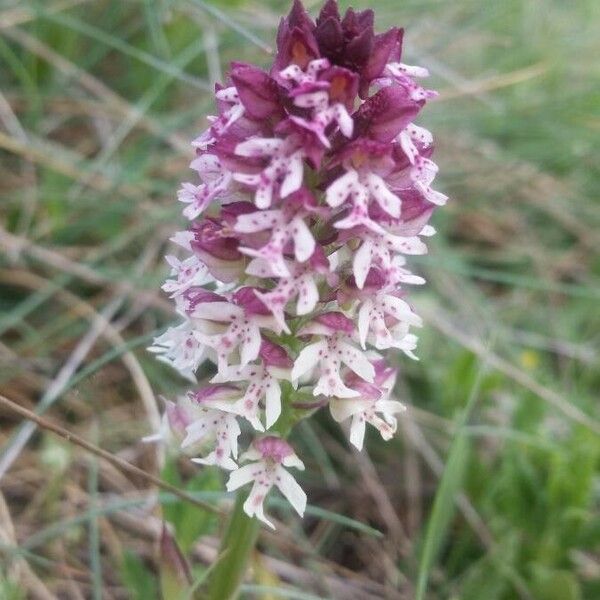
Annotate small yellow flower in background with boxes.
[520,349,540,370]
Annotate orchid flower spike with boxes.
[149,0,446,528]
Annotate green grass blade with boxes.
[39,9,211,90]
[415,356,487,600]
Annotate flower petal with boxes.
[296,275,319,315]
[339,342,375,382]
[353,240,373,289]
[239,322,262,366]
[235,210,282,233]
[349,414,367,450]
[292,217,315,262]
[275,466,307,517]
[326,170,358,208]
[280,153,304,198]
[226,463,258,491]
[291,340,327,381]
[357,299,372,349]
[265,379,282,429]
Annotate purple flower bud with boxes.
[165,400,192,437]
[189,219,246,282]
[361,28,403,96]
[190,384,239,405]
[315,311,354,335]
[259,338,294,368]
[180,287,226,316]
[230,63,283,120]
[273,0,319,74]
[191,219,241,261]
[232,286,271,315]
[354,86,421,143]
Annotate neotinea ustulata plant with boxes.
[147,0,447,595]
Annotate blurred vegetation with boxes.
[0,0,599,598]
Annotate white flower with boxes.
[226,437,306,529]
[233,137,304,208]
[245,258,320,333]
[353,231,428,289]
[411,156,448,206]
[161,255,213,297]
[357,292,422,350]
[148,321,206,381]
[291,314,375,398]
[289,104,353,147]
[194,86,246,147]
[177,177,230,221]
[385,255,427,287]
[280,58,353,145]
[326,168,402,232]
[181,386,243,471]
[388,325,420,360]
[142,398,190,446]
[189,292,280,375]
[330,361,406,450]
[397,123,433,165]
[384,63,438,102]
[331,397,406,451]
[234,208,315,277]
[211,363,288,431]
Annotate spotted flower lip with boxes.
[330,359,406,450]
[226,435,306,528]
[150,0,447,529]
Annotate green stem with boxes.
[204,492,260,600]
[204,385,297,600]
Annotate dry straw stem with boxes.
[0,268,162,441]
[0,226,172,313]
[0,393,221,516]
[0,235,164,478]
[0,128,141,199]
[0,492,58,600]
[0,0,87,29]
[0,392,382,587]
[436,62,549,101]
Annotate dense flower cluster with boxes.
[149,0,446,528]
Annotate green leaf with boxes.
[119,551,158,600]
[160,458,220,553]
[0,576,26,600]
[531,568,582,600]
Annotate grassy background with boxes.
[0,0,599,598]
